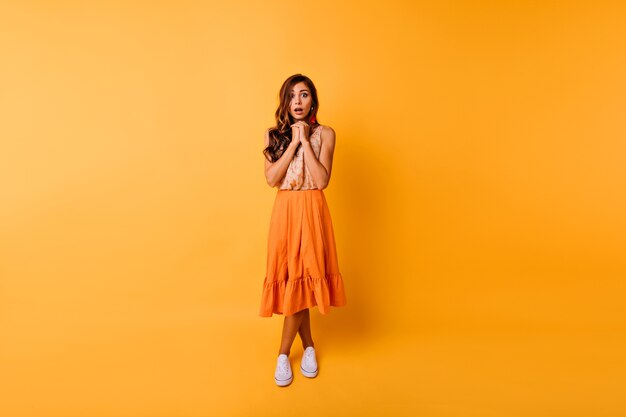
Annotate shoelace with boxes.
[303,350,316,366]
[277,359,291,375]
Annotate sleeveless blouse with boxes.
[278,125,323,190]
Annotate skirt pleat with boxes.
[259,189,347,317]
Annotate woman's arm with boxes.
[264,129,299,187]
[302,126,336,190]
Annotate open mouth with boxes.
[294,108,303,114]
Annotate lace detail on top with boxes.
[278,125,323,190]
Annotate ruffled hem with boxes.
[259,273,347,317]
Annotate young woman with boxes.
[259,74,347,387]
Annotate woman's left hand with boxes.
[293,121,310,144]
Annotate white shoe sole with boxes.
[275,374,293,386]
[300,365,318,378]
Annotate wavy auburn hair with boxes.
[263,74,320,163]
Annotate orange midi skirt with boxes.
[259,189,347,317]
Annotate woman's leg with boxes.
[278,309,306,356]
[297,308,315,349]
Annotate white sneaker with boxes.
[274,354,293,386]
[300,346,318,378]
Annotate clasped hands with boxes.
[290,121,310,147]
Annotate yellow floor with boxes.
[2,303,624,417]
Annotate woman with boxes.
[259,74,347,387]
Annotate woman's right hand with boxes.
[290,123,301,148]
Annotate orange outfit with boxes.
[259,126,347,317]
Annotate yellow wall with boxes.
[1,1,625,416]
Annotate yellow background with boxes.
[1,1,625,416]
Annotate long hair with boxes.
[263,74,320,163]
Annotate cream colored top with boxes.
[278,125,323,190]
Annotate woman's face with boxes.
[288,81,313,122]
